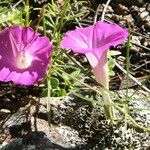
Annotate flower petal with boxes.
[0,25,53,85]
[25,36,52,56]
[85,49,107,68]
[61,27,91,53]
[0,27,14,59]
[94,21,128,48]
[61,21,128,55]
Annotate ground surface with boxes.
[0,0,150,149]
[0,91,150,149]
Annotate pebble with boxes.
[146,3,150,12]
[131,36,141,52]
[145,22,150,30]
[140,11,149,22]
[0,109,11,113]
[115,4,130,15]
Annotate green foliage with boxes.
[0,0,24,28]
[0,8,23,26]
[108,59,116,76]
[48,77,67,97]
[0,0,12,4]
[44,0,87,97]
[45,0,88,42]
[108,50,121,76]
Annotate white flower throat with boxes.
[16,52,32,69]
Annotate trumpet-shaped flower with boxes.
[61,21,128,69]
[0,26,52,85]
[61,21,128,121]
[61,21,128,87]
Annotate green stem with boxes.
[36,5,46,32]
[100,87,115,124]
[91,51,115,123]
[43,17,46,36]
[47,78,51,126]
[115,104,150,132]
[125,32,131,101]
[42,4,51,125]
[25,0,29,27]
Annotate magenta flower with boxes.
[61,21,128,68]
[61,21,128,122]
[0,26,52,85]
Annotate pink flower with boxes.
[61,21,128,87]
[61,21,128,121]
[0,26,52,85]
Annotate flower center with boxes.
[16,52,32,69]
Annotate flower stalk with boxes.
[92,51,115,122]
[25,0,29,27]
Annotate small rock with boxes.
[114,0,144,6]
[139,7,146,12]
[115,4,130,15]
[131,36,141,52]
[145,22,150,30]
[106,5,114,13]
[1,138,23,150]
[146,3,150,12]
[0,109,11,123]
[4,111,28,128]
[130,5,139,12]
[0,109,11,113]
[119,14,134,26]
[140,11,149,22]
[111,14,122,23]
[55,125,84,148]
[141,38,150,47]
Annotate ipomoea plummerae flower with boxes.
[61,21,128,121]
[0,26,53,85]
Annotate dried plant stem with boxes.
[94,4,101,23]
[115,62,150,93]
[43,16,51,126]
[71,11,82,28]
[125,32,131,100]
[131,41,150,51]
[13,0,23,8]
[101,0,111,21]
